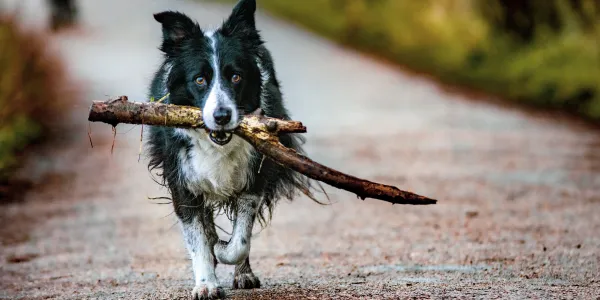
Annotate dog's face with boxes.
[154,0,263,145]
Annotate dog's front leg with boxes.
[181,208,224,299]
[214,194,261,289]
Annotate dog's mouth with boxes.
[208,130,233,146]
[205,107,261,146]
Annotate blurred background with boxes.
[1,0,599,299]
[257,0,600,119]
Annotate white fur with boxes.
[161,62,172,96]
[180,218,220,293]
[176,128,254,201]
[203,31,239,131]
[256,57,270,109]
[214,195,260,265]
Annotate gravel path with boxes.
[1,1,599,299]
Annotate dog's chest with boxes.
[177,129,254,200]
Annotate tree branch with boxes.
[88,96,437,205]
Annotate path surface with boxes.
[2,1,600,299]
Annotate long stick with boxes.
[88,96,437,205]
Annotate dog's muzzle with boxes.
[209,130,233,146]
[206,108,261,146]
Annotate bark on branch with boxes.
[88,96,437,205]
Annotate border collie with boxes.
[146,0,318,298]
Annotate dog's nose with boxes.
[213,107,232,126]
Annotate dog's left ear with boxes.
[221,0,257,35]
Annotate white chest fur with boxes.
[176,129,254,201]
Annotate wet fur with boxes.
[145,0,317,298]
[146,5,312,227]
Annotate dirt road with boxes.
[1,1,599,299]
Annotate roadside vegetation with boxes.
[227,0,600,121]
[0,14,73,195]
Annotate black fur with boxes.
[145,1,316,227]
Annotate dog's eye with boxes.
[195,76,206,85]
[232,74,242,84]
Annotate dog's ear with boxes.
[221,0,256,36]
[154,11,200,49]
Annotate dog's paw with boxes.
[233,272,261,289]
[191,283,225,300]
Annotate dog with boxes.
[146,0,319,298]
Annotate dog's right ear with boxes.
[221,0,256,36]
[154,11,200,51]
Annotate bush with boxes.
[0,14,72,179]
[252,0,600,121]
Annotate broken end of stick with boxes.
[391,191,438,205]
[367,194,438,205]
[88,101,119,127]
[355,186,438,205]
[404,196,437,205]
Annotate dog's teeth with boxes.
[208,131,232,145]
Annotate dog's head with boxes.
[154,0,263,144]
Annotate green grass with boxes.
[216,0,600,121]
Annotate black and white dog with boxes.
[146,0,317,298]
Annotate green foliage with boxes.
[0,116,41,174]
[0,15,70,178]
[249,0,600,121]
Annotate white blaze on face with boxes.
[203,31,239,131]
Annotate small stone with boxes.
[465,211,479,218]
